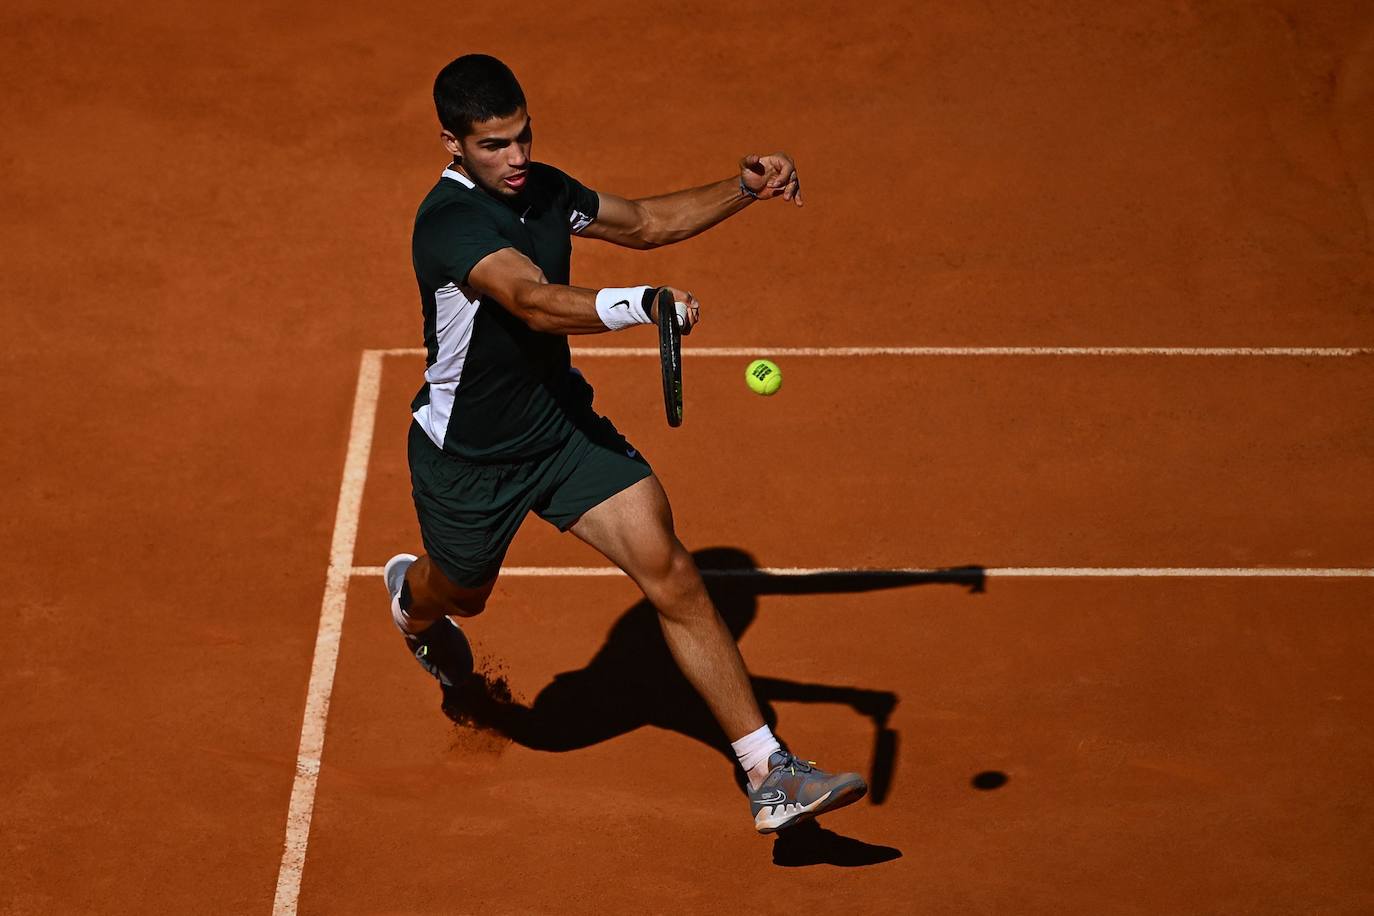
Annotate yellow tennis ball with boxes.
[745,359,782,396]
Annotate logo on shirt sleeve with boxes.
[569,209,594,233]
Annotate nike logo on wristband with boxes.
[611,300,629,311]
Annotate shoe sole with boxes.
[383,553,418,600]
[755,777,868,834]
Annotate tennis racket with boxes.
[657,287,686,427]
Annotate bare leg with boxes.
[570,475,766,748]
[402,554,497,624]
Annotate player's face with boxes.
[448,108,533,199]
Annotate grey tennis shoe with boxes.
[749,751,868,834]
[383,553,474,687]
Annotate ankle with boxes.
[731,724,782,791]
[746,760,774,792]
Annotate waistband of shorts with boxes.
[409,419,569,468]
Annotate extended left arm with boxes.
[582,152,802,250]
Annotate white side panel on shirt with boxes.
[414,282,480,448]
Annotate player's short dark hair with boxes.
[433,54,526,137]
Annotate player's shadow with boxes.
[441,547,984,867]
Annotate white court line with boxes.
[986,567,1374,577]
[272,351,384,916]
[350,565,1374,578]
[378,346,1372,358]
[274,343,1372,912]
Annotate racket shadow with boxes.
[440,548,984,857]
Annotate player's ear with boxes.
[440,129,462,160]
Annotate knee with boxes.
[642,544,704,611]
[449,575,497,617]
[450,592,489,618]
[414,559,494,618]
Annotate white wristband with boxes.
[595,286,655,331]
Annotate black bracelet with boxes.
[739,175,761,200]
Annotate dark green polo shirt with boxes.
[410,162,601,462]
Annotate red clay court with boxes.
[3,2,1373,913]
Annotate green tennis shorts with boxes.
[408,415,652,588]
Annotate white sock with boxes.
[391,594,431,636]
[732,724,782,789]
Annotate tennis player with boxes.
[385,53,866,834]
